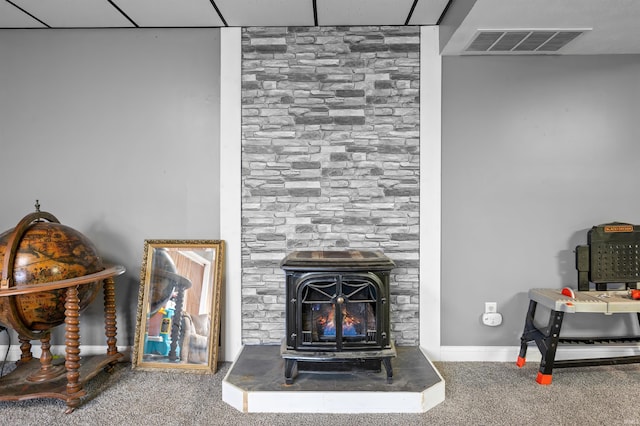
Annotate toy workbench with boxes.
[517,222,640,384]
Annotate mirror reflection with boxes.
[133,240,224,373]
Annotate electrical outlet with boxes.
[482,302,502,326]
[482,312,503,326]
[485,302,497,313]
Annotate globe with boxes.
[0,211,104,337]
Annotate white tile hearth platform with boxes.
[222,345,445,413]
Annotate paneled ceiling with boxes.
[1,0,639,55]
[0,0,448,28]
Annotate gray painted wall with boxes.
[442,55,640,346]
[0,28,222,347]
[3,28,639,353]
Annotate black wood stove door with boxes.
[289,272,388,351]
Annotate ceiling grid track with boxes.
[405,0,419,25]
[209,0,227,27]
[436,0,453,25]
[108,0,138,27]
[5,0,50,28]
[312,0,318,26]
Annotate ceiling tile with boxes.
[317,0,416,26]
[12,0,134,27]
[408,0,450,25]
[115,0,225,27]
[215,0,314,27]
[0,2,46,28]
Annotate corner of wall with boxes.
[219,27,243,362]
[419,25,442,360]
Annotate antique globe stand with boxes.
[0,208,125,413]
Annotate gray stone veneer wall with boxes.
[241,26,420,345]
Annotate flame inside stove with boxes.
[315,304,362,337]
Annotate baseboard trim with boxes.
[4,344,639,364]
[440,345,640,362]
[0,345,131,363]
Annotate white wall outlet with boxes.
[482,302,502,326]
[482,312,503,326]
[485,302,497,313]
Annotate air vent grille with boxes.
[466,30,588,54]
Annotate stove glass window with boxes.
[300,278,377,346]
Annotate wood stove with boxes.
[280,250,396,384]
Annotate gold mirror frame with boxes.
[132,240,224,373]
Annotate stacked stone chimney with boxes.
[241,26,420,345]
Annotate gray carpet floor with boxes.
[1,359,639,425]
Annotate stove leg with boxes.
[284,359,297,385]
[382,357,393,384]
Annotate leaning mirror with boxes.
[133,240,224,373]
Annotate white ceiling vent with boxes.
[465,29,589,54]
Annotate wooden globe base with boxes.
[23,333,66,382]
[26,365,66,383]
[0,267,125,413]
